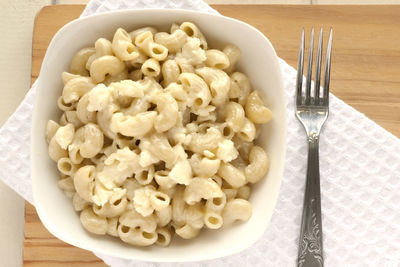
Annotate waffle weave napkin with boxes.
[1,0,400,266]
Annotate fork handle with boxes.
[297,136,324,267]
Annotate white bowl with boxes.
[31,9,286,262]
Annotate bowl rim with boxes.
[31,8,287,262]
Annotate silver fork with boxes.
[296,27,333,267]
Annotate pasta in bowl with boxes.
[32,9,286,262]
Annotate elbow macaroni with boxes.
[135,31,168,61]
[161,60,180,86]
[141,58,160,77]
[69,47,95,76]
[90,55,126,83]
[245,146,269,183]
[245,90,273,124]
[195,67,230,107]
[86,38,113,71]
[223,44,241,74]
[62,77,95,104]
[46,22,273,247]
[112,28,139,61]
[154,29,187,53]
[205,49,230,69]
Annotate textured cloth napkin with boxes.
[1,0,400,266]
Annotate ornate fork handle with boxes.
[297,136,324,267]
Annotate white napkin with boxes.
[1,0,400,266]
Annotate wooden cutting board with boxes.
[26,4,400,266]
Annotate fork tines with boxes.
[296,27,333,107]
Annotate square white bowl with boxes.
[31,9,286,262]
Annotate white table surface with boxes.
[1,0,399,266]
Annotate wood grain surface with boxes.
[26,4,400,266]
